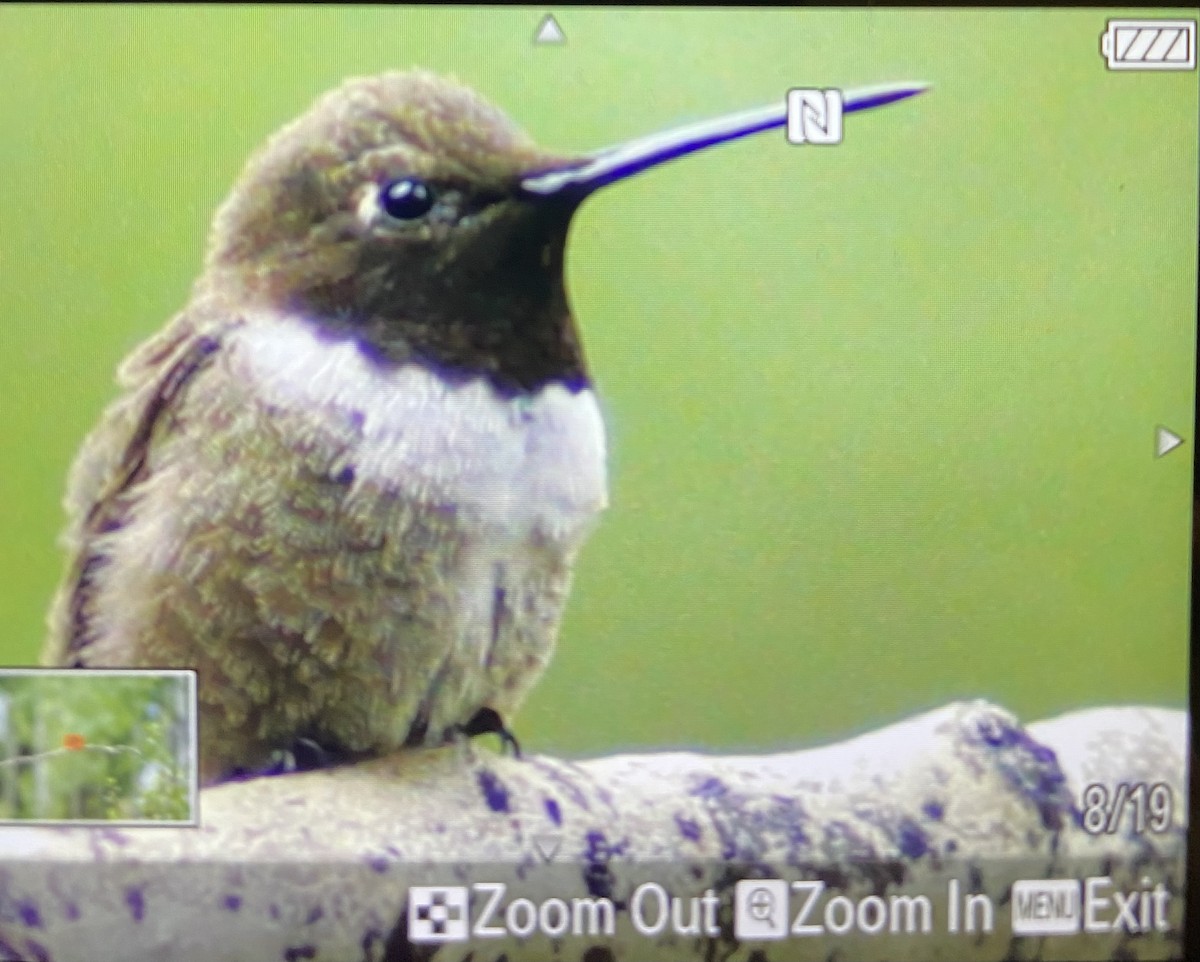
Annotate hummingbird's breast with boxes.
[193,310,609,765]
[226,312,608,535]
[60,306,609,781]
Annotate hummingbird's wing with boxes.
[42,309,236,664]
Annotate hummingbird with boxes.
[42,70,926,785]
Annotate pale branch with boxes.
[0,700,1187,962]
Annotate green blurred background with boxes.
[0,7,1195,757]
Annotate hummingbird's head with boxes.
[200,70,927,393]
[204,70,591,393]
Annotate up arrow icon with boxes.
[535,14,566,45]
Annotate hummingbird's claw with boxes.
[287,736,350,771]
[228,736,356,781]
[457,706,523,758]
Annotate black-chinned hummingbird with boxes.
[43,71,926,784]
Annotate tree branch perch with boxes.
[0,700,1187,961]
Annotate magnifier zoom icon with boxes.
[748,887,776,924]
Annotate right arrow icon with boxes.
[1155,425,1185,458]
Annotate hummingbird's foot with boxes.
[228,737,356,781]
[457,707,522,758]
[227,754,294,781]
[287,736,356,771]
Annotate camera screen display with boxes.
[0,7,1194,961]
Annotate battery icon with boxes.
[1100,19,1196,71]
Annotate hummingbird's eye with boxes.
[379,178,435,220]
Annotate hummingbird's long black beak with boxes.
[520,81,929,200]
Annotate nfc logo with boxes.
[786,89,844,145]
